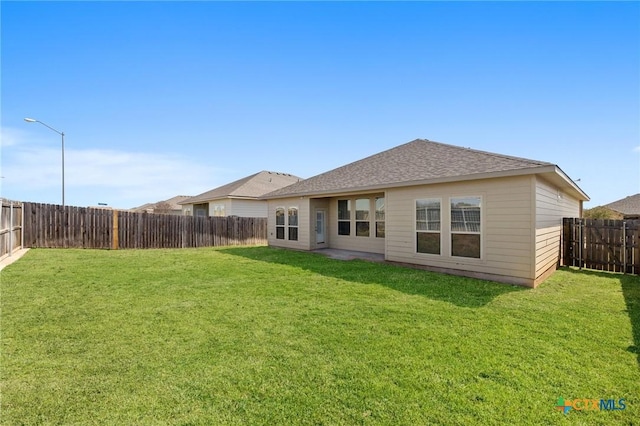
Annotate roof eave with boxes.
[227,195,261,200]
[547,165,590,201]
[179,195,267,204]
[261,165,590,201]
[178,196,228,205]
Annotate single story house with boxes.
[602,193,640,219]
[262,139,589,287]
[180,171,301,217]
[131,195,192,215]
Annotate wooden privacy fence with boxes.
[563,218,640,275]
[23,202,267,250]
[0,200,23,259]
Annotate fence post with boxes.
[622,221,627,274]
[181,215,186,249]
[562,218,570,267]
[21,201,24,250]
[8,201,13,257]
[0,199,3,256]
[578,218,583,269]
[112,210,119,250]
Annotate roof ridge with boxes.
[260,170,296,176]
[297,138,550,183]
[262,138,572,199]
[183,170,302,203]
[227,172,263,196]
[230,170,301,196]
[414,138,553,166]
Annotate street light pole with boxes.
[24,118,65,207]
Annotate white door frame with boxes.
[315,209,326,245]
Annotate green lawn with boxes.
[1,247,639,425]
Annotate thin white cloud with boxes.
[1,144,232,207]
[634,145,640,152]
[0,126,30,147]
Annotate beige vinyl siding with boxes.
[328,195,385,254]
[386,176,535,283]
[534,176,580,279]
[182,199,267,217]
[229,199,268,218]
[267,198,311,250]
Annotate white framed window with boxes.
[212,204,225,217]
[375,197,385,238]
[416,198,441,255]
[338,200,351,236]
[275,206,298,241]
[450,196,481,258]
[338,197,384,238]
[355,199,370,237]
[288,207,298,241]
[275,207,285,240]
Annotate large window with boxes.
[275,207,285,239]
[451,197,481,258]
[355,199,370,237]
[338,197,385,238]
[212,204,225,217]
[375,197,385,238]
[288,207,298,241]
[416,198,441,255]
[275,206,299,240]
[338,200,351,236]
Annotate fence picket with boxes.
[563,217,640,275]
[0,201,24,259]
[22,202,267,250]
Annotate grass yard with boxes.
[1,247,639,425]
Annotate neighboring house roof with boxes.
[132,202,155,212]
[263,139,588,200]
[181,171,302,205]
[132,195,192,212]
[603,194,640,216]
[160,195,193,210]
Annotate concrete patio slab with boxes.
[0,248,30,271]
[312,248,385,263]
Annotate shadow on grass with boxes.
[218,246,525,308]
[621,274,640,367]
[559,267,640,368]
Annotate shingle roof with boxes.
[131,202,154,212]
[264,139,555,198]
[161,195,193,210]
[604,194,640,215]
[181,171,302,204]
[131,195,192,212]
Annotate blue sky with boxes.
[1,1,638,209]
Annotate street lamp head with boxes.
[22,116,65,207]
